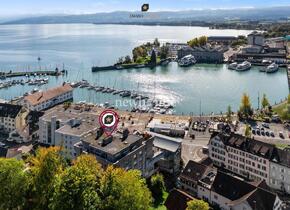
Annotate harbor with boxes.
[0,24,288,115]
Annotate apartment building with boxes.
[23,84,73,111]
[179,160,283,210]
[269,147,290,194]
[0,103,24,133]
[75,130,162,178]
[208,133,278,183]
[38,108,99,158]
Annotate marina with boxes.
[0,24,288,115]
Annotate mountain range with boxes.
[2,6,290,25]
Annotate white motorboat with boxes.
[228,62,238,70]
[178,55,196,67]
[236,61,251,71]
[266,63,279,73]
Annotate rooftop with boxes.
[24,84,73,106]
[82,132,143,155]
[180,160,210,182]
[0,103,22,118]
[164,189,193,210]
[214,133,278,160]
[56,113,100,136]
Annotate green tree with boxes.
[227,105,232,121]
[239,93,253,119]
[149,173,165,201]
[160,45,169,59]
[245,124,251,137]
[124,55,132,64]
[28,147,66,210]
[0,158,29,209]
[132,46,147,62]
[100,166,152,210]
[150,50,157,66]
[261,94,270,109]
[186,199,210,210]
[50,155,103,210]
[153,38,160,47]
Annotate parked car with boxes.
[279,132,284,139]
[265,131,270,136]
[256,130,261,135]
[252,130,256,135]
[270,131,275,137]
[261,131,265,136]
[262,123,270,129]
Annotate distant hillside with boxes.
[2,7,290,25]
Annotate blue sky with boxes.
[1,0,290,16]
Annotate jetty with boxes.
[0,70,63,79]
[92,58,172,72]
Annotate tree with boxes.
[261,94,270,109]
[124,55,132,64]
[50,155,103,210]
[186,199,209,210]
[153,38,160,47]
[149,173,165,201]
[132,46,147,62]
[160,45,169,59]
[245,124,251,137]
[117,57,124,64]
[239,93,253,119]
[27,147,66,209]
[0,158,29,209]
[150,50,157,66]
[227,105,232,121]
[100,166,152,210]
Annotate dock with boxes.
[0,70,63,79]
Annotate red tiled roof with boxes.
[24,84,73,106]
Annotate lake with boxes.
[0,24,288,114]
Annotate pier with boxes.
[0,70,63,79]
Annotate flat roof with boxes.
[83,133,143,155]
[55,113,100,136]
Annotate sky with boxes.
[1,0,290,16]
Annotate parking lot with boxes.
[237,121,290,145]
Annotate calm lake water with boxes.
[0,24,288,114]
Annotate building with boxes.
[150,132,182,175]
[179,160,283,210]
[55,113,100,158]
[208,133,278,183]
[0,103,24,133]
[147,118,188,138]
[198,171,282,210]
[177,45,225,63]
[207,36,237,45]
[164,189,194,210]
[179,160,216,196]
[247,31,265,46]
[165,42,188,58]
[75,130,162,178]
[38,109,99,158]
[269,147,290,194]
[23,84,73,111]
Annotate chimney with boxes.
[122,128,129,141]
[96,127,104,140]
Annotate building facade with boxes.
[179,160,283,210]
[208,133,277,183]
[23,84,73,111]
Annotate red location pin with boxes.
[99,110,119,136]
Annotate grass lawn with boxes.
[149,191,169,210]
